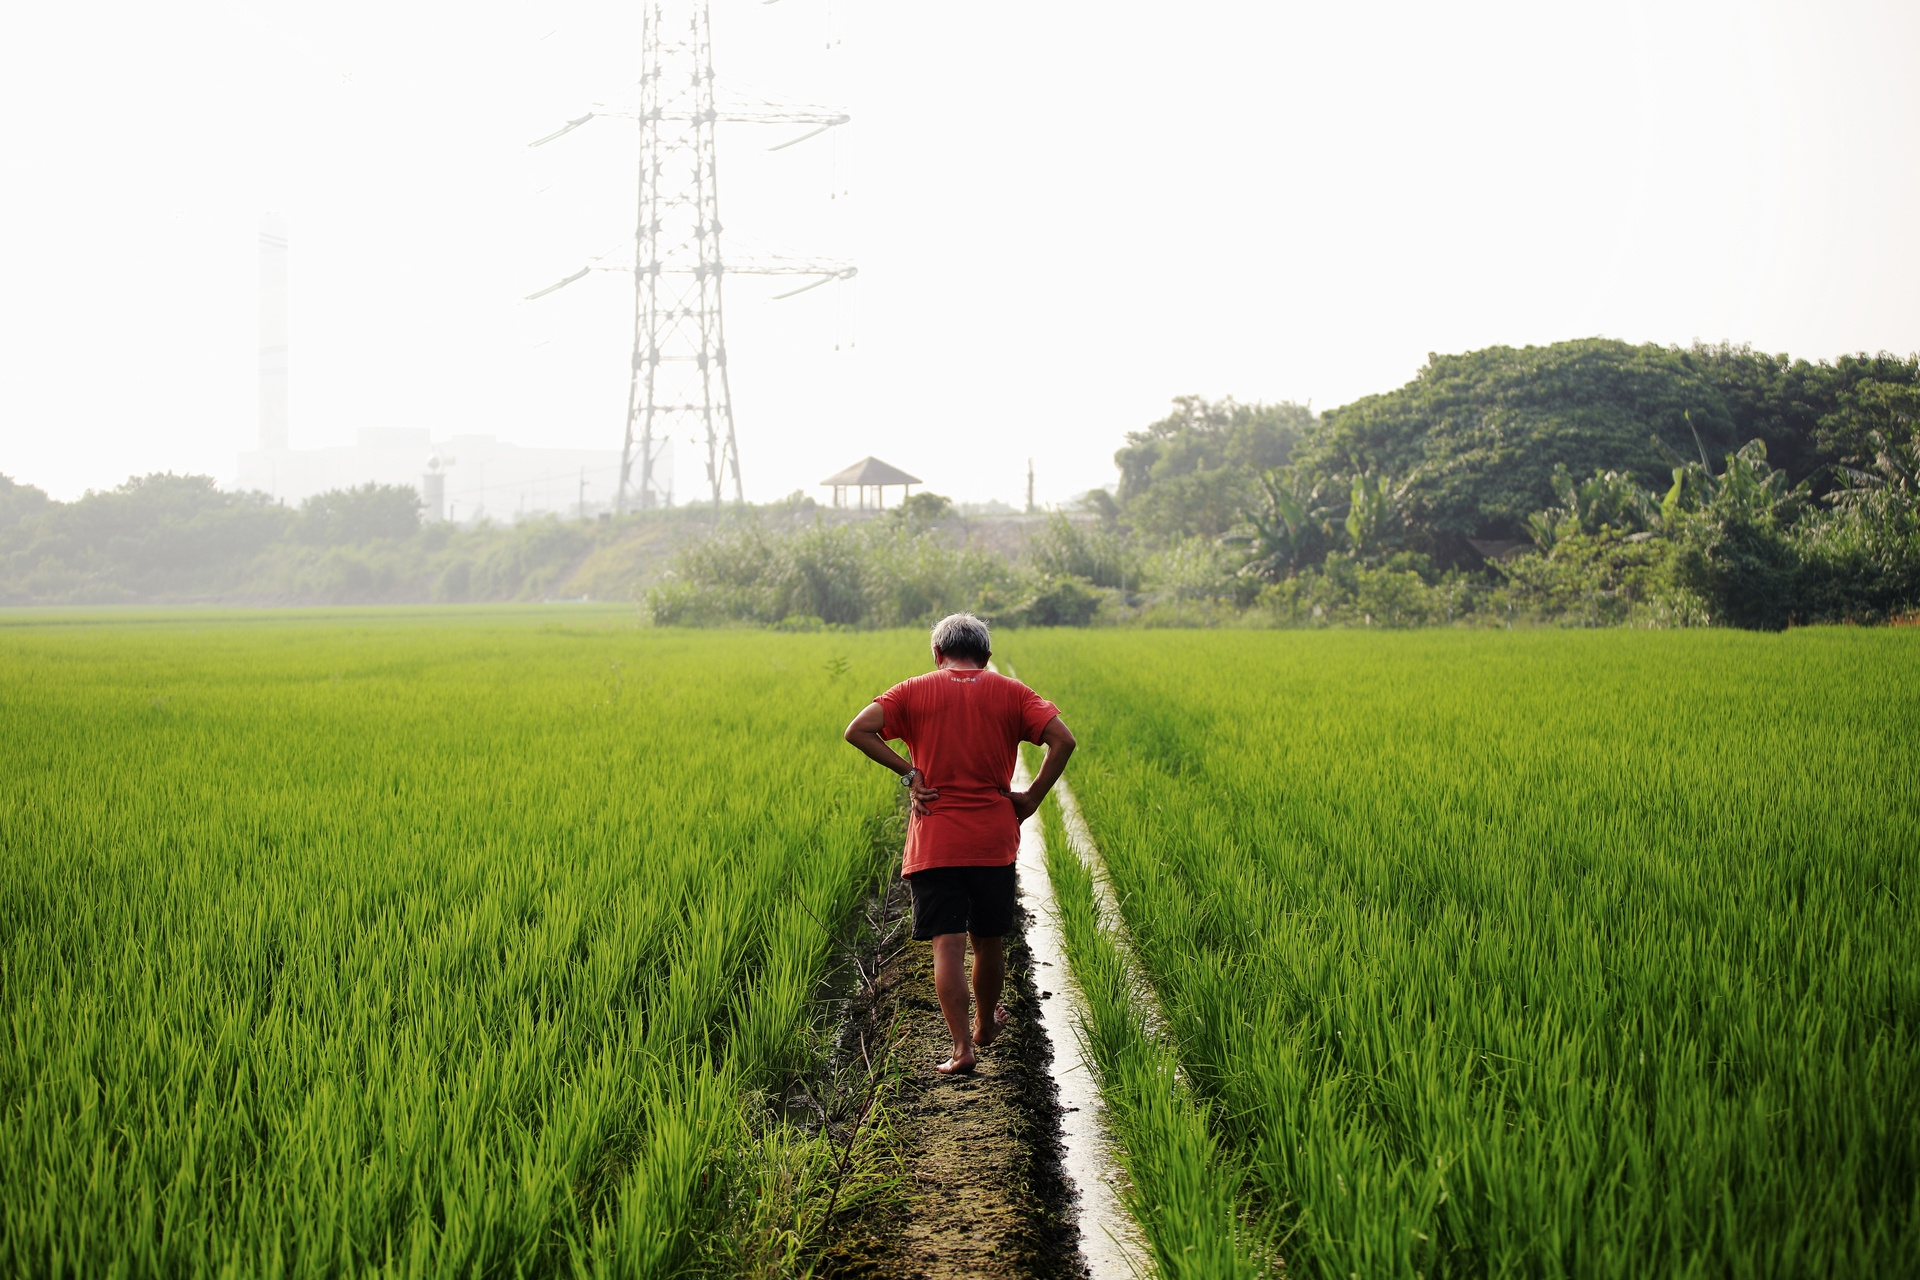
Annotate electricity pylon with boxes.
[527,1,852,515]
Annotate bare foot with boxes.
[973,1003,1012,1048]
[935,1054,976,1075]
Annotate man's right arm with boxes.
[843,702,908,776]
[843,703,938,815]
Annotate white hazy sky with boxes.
[3,1,1918,506]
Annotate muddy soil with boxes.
[820,878,1086,1280]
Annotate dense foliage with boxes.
[1295,339,1737,553]
[294,481,424,545]
[647,503,1004,629]
[1105,340,1920,628]
[0,473,292,600]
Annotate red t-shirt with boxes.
[875,667,1061,876]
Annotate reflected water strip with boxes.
[1011,750,1151,1280]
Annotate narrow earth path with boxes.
[822,879,1085,1279]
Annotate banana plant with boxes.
[1343,472,1411,560]
[1529,464,1662,550]
[1230,467,1338,578]
[1833,428,1920,515]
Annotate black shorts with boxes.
[906,863,1018,940]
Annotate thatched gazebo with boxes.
[821,456,921,510]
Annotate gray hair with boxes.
[929,612,992,663]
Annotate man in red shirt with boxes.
[844,613,1076,1075]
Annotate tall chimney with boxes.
[258,213,288,451]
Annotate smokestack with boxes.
[258,213,288,451]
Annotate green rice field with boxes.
[3,612,1916,1278]
[0,609,919,1278]
[1015,629,1920,1279]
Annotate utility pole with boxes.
[1026,459,1036,515]
[578,468,588,521]
[526,4,854,520]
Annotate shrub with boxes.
[1006,574,1104,627]
[645,517,1016,629]
[1028,513,1139,589]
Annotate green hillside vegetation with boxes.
[1117,341,1919,628]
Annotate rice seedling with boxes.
[1035,789,1267,1280]
[1013,628,1919,1279]
[0,608,922,1278]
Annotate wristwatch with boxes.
[900,768,919,788]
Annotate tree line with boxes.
[0,476,611,604]
[5,337,1916,626]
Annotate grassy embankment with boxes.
[1013,628,1919,1279]
[0,608,924,1278]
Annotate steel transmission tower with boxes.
[528,2,854,515]
[628,4,733,513]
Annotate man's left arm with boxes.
[1011,715,1075,823]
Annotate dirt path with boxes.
[822,881,1086,1280]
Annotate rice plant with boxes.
[1014,628,1919,1279]
[0,609,921,1278]
[1035,791,1268,1280]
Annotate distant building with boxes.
[235,429,641,522]
[240,213,627,521]
[258,214,288,452]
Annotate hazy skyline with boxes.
[4,0,1918,507]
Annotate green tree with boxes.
[1115,396,1312,541]
[1343,472,1411,561]
[885,491,956,528]
[15,474,292,599]
[1294,339,1739,560]
[1819,378,1920,473]
[1790,427,1920,622]
[0,475,50,540]
[1681,342,1920,492]
[297,483,423,545]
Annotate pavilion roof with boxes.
[820,456,921,486]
